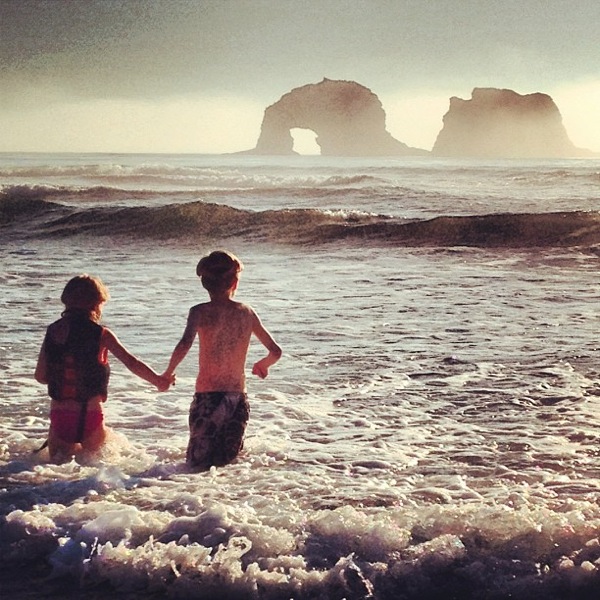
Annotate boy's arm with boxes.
[102,329,172,391]
[251,311,282,379]
[163,309,198,377]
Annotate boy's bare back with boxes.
[166,295,280,393]
[191,298,255,392]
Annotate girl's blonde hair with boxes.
[61,274,110,322]
[196,250,243,295]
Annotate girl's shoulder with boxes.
[46,317,68,340]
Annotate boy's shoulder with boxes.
[188,302,210,320]
[230,300,256,315]
[190,301,211,311]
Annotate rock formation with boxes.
[243,78,426,156]
[432,88,588,158]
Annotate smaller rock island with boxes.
[242,78,426,156]
[432,88,589,158]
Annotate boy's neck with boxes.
[207,279,238,303]
[208,291,234,303]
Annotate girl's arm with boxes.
[34,340,48,384]
[102,328,172,391]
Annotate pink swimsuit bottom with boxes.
[50,408,104,444]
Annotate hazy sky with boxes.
[1,0,599,154]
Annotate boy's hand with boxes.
[252,359,269,379]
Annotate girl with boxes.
[35,274,172,463]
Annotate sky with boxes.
[1,0,599,154]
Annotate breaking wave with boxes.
[2,186,600,248]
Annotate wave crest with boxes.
[2,186,599,248]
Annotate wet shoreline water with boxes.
[2,154,600,598]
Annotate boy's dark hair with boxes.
[196,251,243,294]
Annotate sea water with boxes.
[1,153,600,599]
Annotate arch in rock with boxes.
[247,79,424,156]
[291,127,320,154]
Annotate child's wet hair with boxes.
[196,250,243,294]
[61,274,109,322]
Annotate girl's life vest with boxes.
[44,311,110,403]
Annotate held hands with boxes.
[156,371,176,392]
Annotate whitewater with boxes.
[1,153,600,599]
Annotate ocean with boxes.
[1,152,600,599]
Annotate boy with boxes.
[35,274,173,463]
[163,250,282,470]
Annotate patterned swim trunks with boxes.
[186,391,250,470]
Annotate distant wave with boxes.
[0,179,392,206]
[0,183,203,203]
[0,163,386,191]
[3,160,596,182]
[3,187,599,248]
